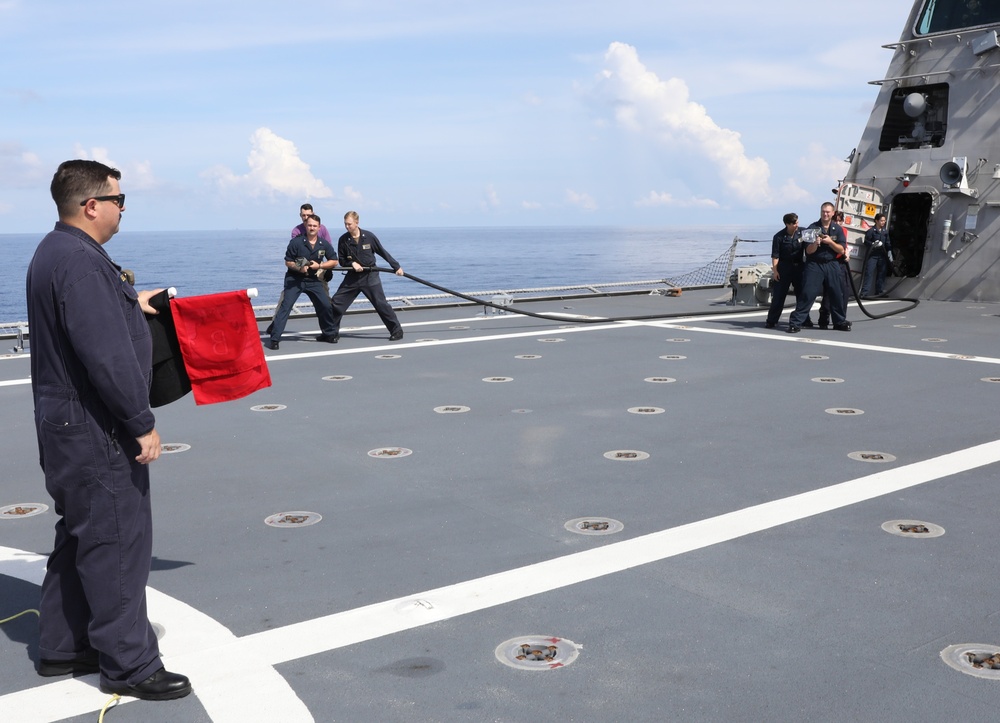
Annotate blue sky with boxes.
[1,0,917,232]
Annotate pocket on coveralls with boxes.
[39,416,117,543]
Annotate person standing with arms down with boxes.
[765,212,812,329]
[787,202,851,333]
[860,213,892,298]
[26,160,191,700]
[328,211,405,341]
[267,214,340,349]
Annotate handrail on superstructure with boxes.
[869,64,1000,85]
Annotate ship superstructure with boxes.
[838,0,1000,300]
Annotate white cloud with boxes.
[74,143,115,167]
[483,184,500,209]
[596,42,773,207]
[0,142,44,188]
[203,127,333,200]
[797,142,850,187]
[72,144,159,191]
[634,191,719,209]
[566,189,597,211]
[777,179,812,205]
[521,200,542,210]
[343,185,364,203]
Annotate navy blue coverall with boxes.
[269,234,340,344]
[860,225,892,297]
[789,221,849,329]
[765,226,806,327]
[26,222,164,688]
[329,229,403,337]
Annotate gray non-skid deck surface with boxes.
[2,291,1000,721]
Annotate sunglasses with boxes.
[81,194,126,209]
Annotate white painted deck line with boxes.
[5,437,997,720]
[0,550,313,722]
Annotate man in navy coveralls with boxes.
[328,210,405,341]
[787,202,852,333]
[26,160,191,701]
[267,214,340,349]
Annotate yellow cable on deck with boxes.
[0,608,39,624]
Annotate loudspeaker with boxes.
[939,161,963,186]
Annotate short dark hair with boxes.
[51,160,121,217]
[783,213,798,225]
[300,203,314,212]
[306,214,321,224]
[874,212,886,223]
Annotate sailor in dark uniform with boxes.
[26,160,191,700]
[787,202,851,333]
[328,210,405,341]
[267,214,340,350]
[860,213,892,298]
[765,212,812,329]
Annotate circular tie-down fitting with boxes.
[881,519,945,539]
[264,511,323,528]
[941,644,1000,680]
[658,354,686,360]
[151,622,166,641]
[980,377,1000,384]
[434,405,470,414]
[0,503,49,520]
[627,406,665,415]
[665,338,690,343]
[514,354,542,360]
[160,443,191,454]
[564,517,624,535]
[483,376,513,383]
[848,450,897,464]
[375,354,401,360]
[537,338,564,343]
[825,407,864,416]
[495,636,581,671]
[801,354,830,360]
[511,408,533,414]
[414,338,438,342]
[644,376,676,384]
[251,404,287,412]
[893,324,916,328]
[603,449,650,461]
[811,376,844,384]
[921,337,947,343]
[368,447,413,458]
[322,374,353,382]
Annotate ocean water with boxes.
[0,225,772,322]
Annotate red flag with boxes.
[170,291,271,405]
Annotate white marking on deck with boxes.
[4,438,1000,720]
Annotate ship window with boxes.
[878,83,949,151]
[916,0,1000,34]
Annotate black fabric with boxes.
[145,290,191,407]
